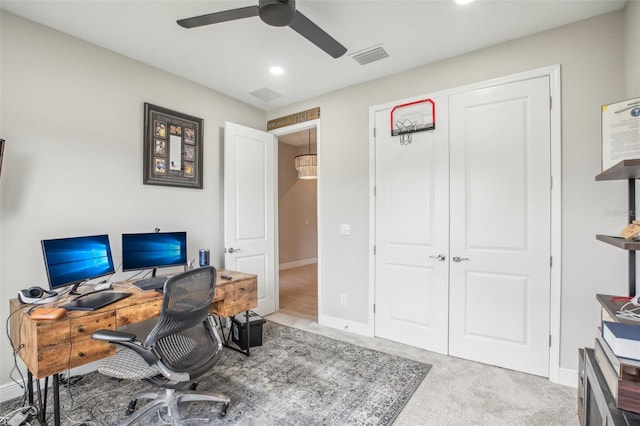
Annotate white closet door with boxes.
[448,77,551,376]
[373,97,450,354]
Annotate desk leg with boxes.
[42,377,48,424]
[245,310,250,357]
[34,376,44,424]
[53,374,61,426]
[27,371,33,406]
[28,373,60,426]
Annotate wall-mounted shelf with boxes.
[596,159,640,297]
[596,159,640,181]
[596,234,640,250]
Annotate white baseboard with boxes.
[279,258,317,270]
[0,380,25,403]
[0,361,101,403]
[318,314,374,337]
[555,366,578,388]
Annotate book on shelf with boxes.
[594,336,640,413]
[596,334,640,378]
[595,336,620,397]
[602,321,640,362]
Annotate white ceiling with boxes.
[0,0,627,112]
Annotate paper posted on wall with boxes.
[602,97,640,171]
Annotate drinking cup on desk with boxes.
[199,249,210,267]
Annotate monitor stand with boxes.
[69,280,93,295]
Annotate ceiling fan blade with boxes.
[288,11,347,59]
[177,6,260,28]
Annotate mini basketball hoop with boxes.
[390,99,435,145]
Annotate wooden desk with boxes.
[9,269,257,379]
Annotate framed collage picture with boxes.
[143,103,203,188]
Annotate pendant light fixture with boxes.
[294,129,317,180]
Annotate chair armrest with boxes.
[92,329,158,366]
[91,329,137,342]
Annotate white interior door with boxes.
[224,122,276,316]
[373,97,450,354]
[448,77,551,376]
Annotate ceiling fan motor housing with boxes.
[259,0,295,26]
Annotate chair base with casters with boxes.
[92,267,230,426]
[121,387,229,425]
[94,320,230,425]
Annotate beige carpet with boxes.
[268,312,578,426]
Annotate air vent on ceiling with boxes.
[250,87,282,102]
[351,46,389,66]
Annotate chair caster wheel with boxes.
[126,399,137,415]
[220,403,229,417]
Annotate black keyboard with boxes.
[62,291,131,311]
[133,276,169,291]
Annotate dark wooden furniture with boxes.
[578,294,640,425]
[579,348,640,425]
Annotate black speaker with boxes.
[18,286,58,304]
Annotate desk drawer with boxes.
[37,340,114,378]
[35,311,116,350]
[212,278,257,317]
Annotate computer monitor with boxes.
[41,234,116,294]
[122,231,187,276]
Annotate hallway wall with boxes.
[278,142,317,267]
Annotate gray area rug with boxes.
[1,321,431,425]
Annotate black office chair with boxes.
[91,266,230,425]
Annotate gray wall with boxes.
[0,12,264,387]
[266,9,636,374]
[625,0,640,97]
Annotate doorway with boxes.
[277,127,319,321]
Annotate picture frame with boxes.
[143,103,203,188]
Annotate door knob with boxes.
[452,256,469,262]
[429,254,446,261]
[227,247,241,253]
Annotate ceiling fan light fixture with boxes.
[259,0,295,26]
[177,0,346,59]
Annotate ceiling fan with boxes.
[177,0,347,59]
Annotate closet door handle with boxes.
[227,247,241,253]
[429,254,446,261]
[452,256,469,262]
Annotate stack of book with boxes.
[596,320,640,413]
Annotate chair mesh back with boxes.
[144,266,218,374]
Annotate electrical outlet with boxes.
[340,294,348,305]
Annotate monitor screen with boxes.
[122,232,187,272]
[41,234,116,291]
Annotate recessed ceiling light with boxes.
[455,0,475,4]
[269,66,284,75]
